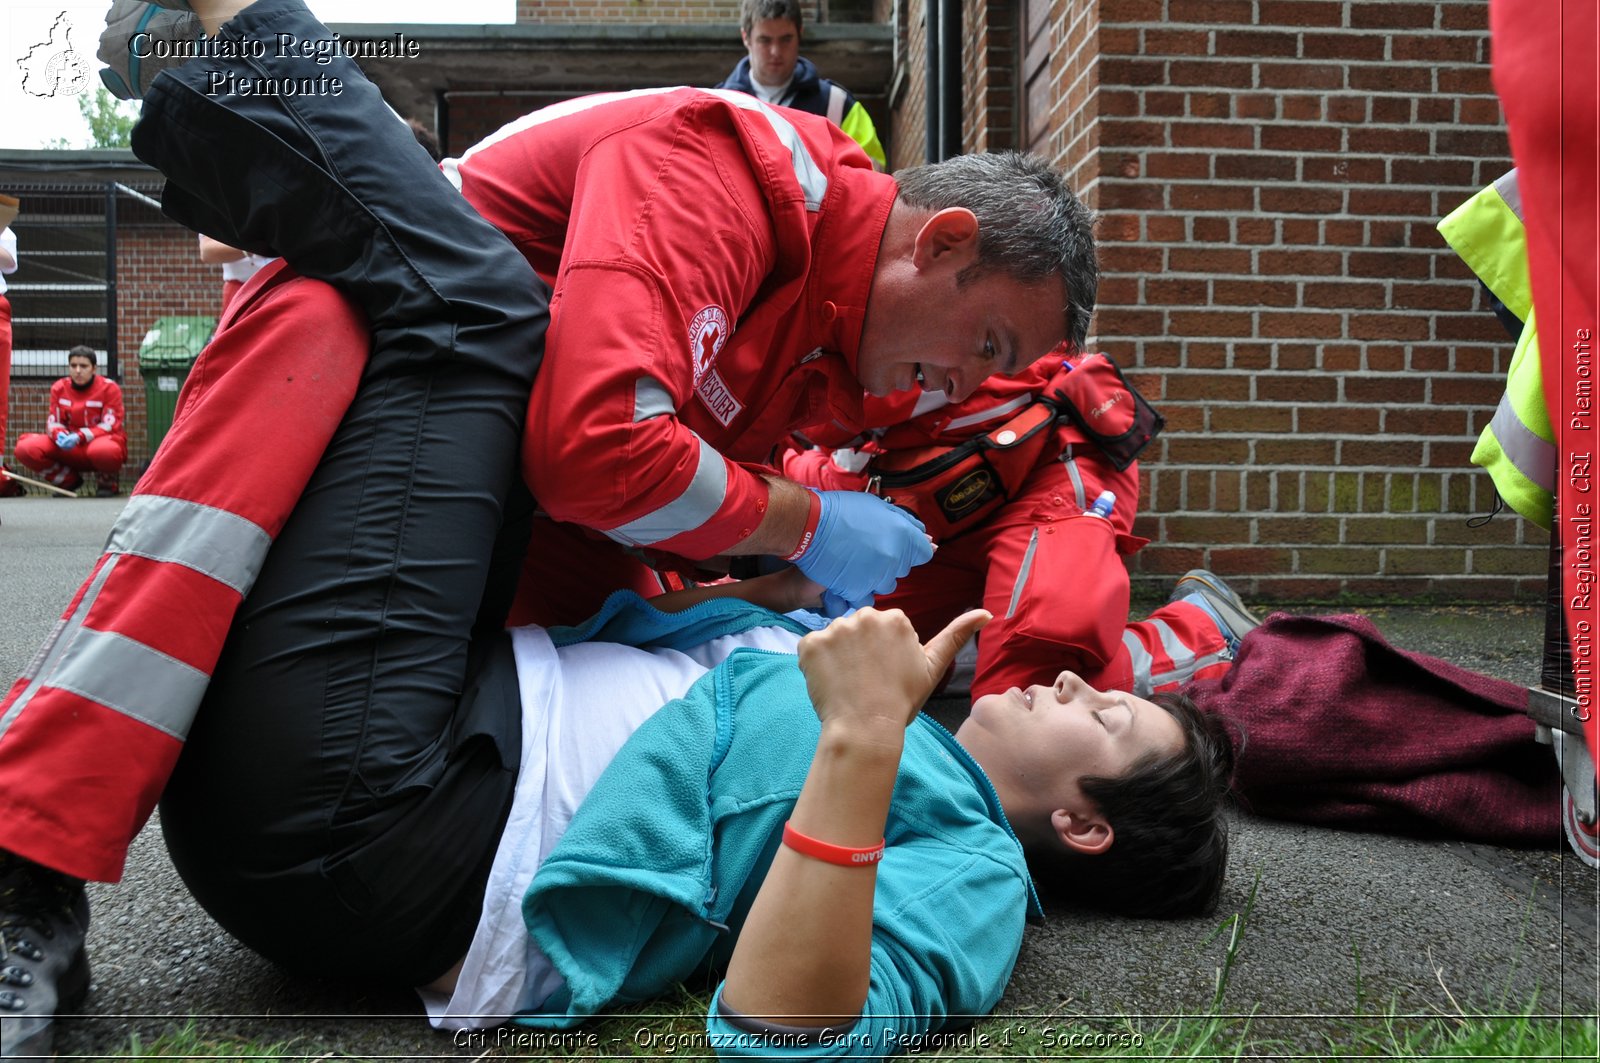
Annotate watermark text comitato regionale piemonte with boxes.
[129,29,421,96]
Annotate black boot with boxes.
[0,851,90,1060]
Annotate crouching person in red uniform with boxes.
[13,345,128,497]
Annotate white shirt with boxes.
[748,74,793,106]
[419,621,805,1029]
[0,227,17,297]
[220,252,274,283]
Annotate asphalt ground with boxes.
[1,493,1596,1059]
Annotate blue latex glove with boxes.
[793,489,934,610]
[817,590,856,619]
[55,430,80,450]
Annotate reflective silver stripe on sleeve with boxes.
[105,495,273,596]
[27,626,208,740]
[0,554,120,742]
[1489,395,1557,492]
[1062,454,1087,509]
[826,83,848,127]
[706,89,830,211]
[634,378,677,422]
[1149,618,1192,665]
[1493,169,1523,221]
[604,435,730,547]
[1005,529,1040,619]
[1123,630,1155,698]
[944,394,1033,431]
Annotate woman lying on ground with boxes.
[380,568,1237,1048]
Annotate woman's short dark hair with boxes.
[1025,692,1236,919]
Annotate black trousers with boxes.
[140,0,548,984]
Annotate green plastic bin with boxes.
[140,315,215,455]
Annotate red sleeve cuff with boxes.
[644,462,770,560]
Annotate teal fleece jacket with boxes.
[518,593,1042,1056]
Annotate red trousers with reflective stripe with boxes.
[0,264,367,882]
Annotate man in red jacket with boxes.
[447,90,1095,622]
[12,345,127,496]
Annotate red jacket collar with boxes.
[806,166,896,379]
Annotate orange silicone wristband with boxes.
[782,821,885,867]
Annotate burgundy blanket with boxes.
[1182,613,1562,845]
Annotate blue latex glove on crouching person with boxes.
[793,489,934,614]
[55,431,80,450]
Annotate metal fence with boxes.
[4,181,161,380]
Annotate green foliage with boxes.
[80,87,138,148]
[41,88,138,149]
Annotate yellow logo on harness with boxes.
[944,470,994,513]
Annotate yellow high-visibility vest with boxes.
[1439,171,1554,529]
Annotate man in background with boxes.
[715,0,887,169]
[12,344,127,496]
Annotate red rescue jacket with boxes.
[449,88,895,560]
[47,373,125,447]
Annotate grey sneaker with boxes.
[97,1,204,100]
[0,853,90,1060]
[1169,569,1262,648]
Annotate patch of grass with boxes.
[1346,1006,1597,1061]
[107,1022,320,1060]
[97,877,1597,1061]
[97,1007,1597,1061]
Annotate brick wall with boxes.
[962,1,1015,152]
[882,0,926,169]
[936,0,1530,603]
[5,382,45,472]
[114,223,221,471]
[1034,0,1100,197]
[448,93,578,157]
